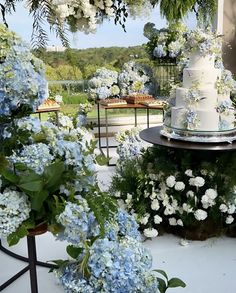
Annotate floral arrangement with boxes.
[115,127,147,161]
[143,22,187,63]
[111,144,236,240]
[118,61,155,96]
[77,102,93,127]
[182,28,222,57]
[88,68,120,100]
[217,69,236,96]
[0,24,48,119]
[89,61,155,99]
[0,25,186,292]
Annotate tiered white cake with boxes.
[169,51,235,132]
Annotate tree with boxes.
[1,0,217,47]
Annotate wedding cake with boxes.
[162,29,236,142]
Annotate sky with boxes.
[5,3,196,49]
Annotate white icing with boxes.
[171,107,187,129]
[183,68,221,88]
[176,88,218,109]
[194,109,219,131]
[188,51,215,69]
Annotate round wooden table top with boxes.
[140,126,236,152]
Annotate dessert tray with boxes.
[99,98,127,106]
[37,99,60,110]
[124,94,154,104]
[161,125,236,143]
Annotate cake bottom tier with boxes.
[171,107,220,131]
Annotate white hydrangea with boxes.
[226,215,234,224]
[174,181,185,191]
[166,175,176,188]
[151,199,160,211]
[194,209,207,221]
[189,176,205,187]
[154,215,163,224]
[205,189,217,200]
[0,189,31,237]
[143,228,158,238]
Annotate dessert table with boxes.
[97,101,165,165]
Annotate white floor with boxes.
[1,165,236,293]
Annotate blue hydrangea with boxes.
[56,237,158,293]
[8,143,54,174]
[0,25,48,116]
[56,201,99,245]
[153,45,167,58]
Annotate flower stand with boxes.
[0,227,55,292]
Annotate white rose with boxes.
[226,215,234,224]
[174,181,185,191]
[219,204,228,213]
[228,204,236,214]
[166,176,176,188]
[177,219,184,226]
[164,205,175,215]
[144,228,158,238]
[189,177,205,187]
[194,209,207,221]
[169,217,177,226]
[185,169,193,177]
[186,190,195,198]
[205,189,217,200]
[151,199,160,211]
[182,203,193,213]
[154,215,163,224]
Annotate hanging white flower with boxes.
[144,228,158,238]
[166,175,176,188]
[194,209,207,221]
[225,215,234,224]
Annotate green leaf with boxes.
[168,278,186,288]
[7,233,21,246]
[19,180,43,192]
[66,245,83,259]
[96,154,109,165]
[2,170,18,184]
[0,155,8,172]
[44,161,65,191]
[156,277,167,293]
[154,269,169,280]
[31,190,49,211]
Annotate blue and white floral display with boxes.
[88,68,120,100]
[0,24,48,117]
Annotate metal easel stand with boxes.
[0,236,55,293]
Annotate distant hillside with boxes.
[34,45,150,79]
